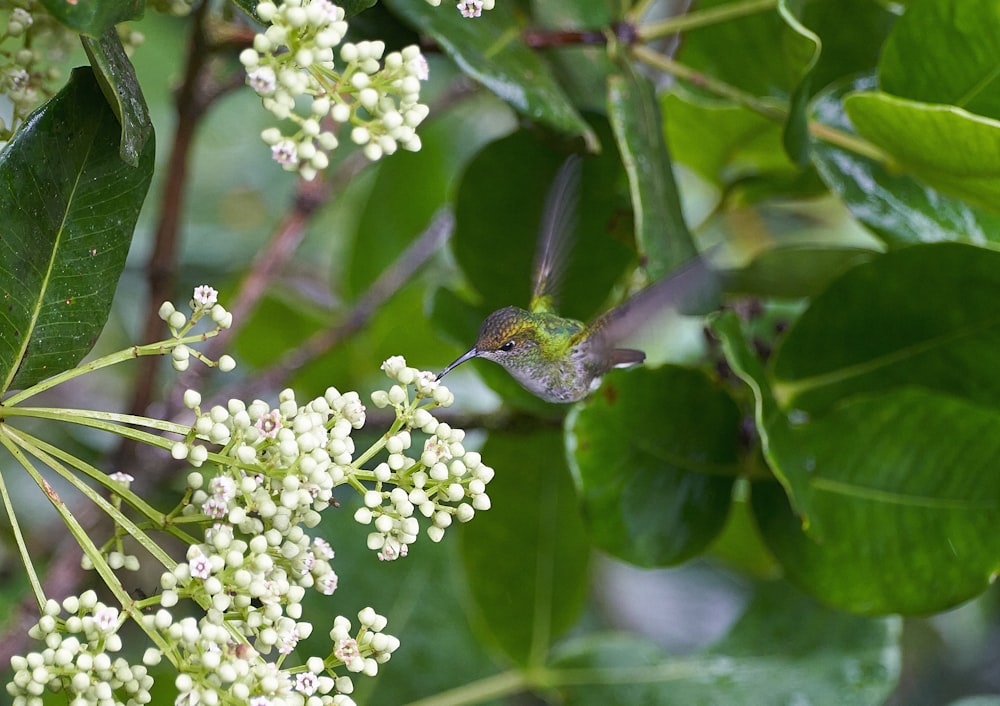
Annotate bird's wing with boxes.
[530,154,581,314]
[592,249,723,346]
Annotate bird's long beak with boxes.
[436,347,479,380]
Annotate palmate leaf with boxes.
[0,68,154,394]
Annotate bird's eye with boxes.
[500,340,516,352]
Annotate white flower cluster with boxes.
[240,0,430,179]
[363,356,494,561]
[137,605,394,704]
[157,285,235,372]
[7,593,153,705]
[422,0,496,17]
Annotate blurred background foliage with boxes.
[2,0,1000,703]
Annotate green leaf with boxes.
[451,128,634,323]
[879,0,1000,120]
[460,430,590,666]
[566,365,739,567]
[40,0,144,36]
[713,303,1000,614]
[776,0,821,164]
[81,28,153,167]
[845,91,1000,213]
[662,90,794,189]
[608,63,695,278]
[751,389,1000,614]
[383,0,597,148]
[725,245,877,299]
[810,75,1000,246]
[550,582,900,704]
[793,0,896,93]
[770,243,1000,413]
[0,67,155,393]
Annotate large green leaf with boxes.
[608,63,695,278]
[810,75,1000,246]
[713,299,1000,614]
[450,128,635,323]
[383,0,597,148]
[460,430,590,666]
[770,243,1000,413]
[40,0,144,36]
[879,0,1000,120]
[0,67,155,394]
[750,389,1000,614]
[845,91,1000,213]
[550,581,900,704]
[566,365,739,567]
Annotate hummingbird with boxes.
[437,155,719,403]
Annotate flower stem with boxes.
[2,331,218,407]
[636,0,779,41]
[403,670,528,706]
[0,433,46,609]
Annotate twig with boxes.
[236,208,456,399]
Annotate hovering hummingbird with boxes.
[437,155,719,403]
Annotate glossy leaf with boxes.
[551,582,900,704]
[770,243,1000,413]
[81,28,153,167]
[384,0,597,148]
[608,63,695,278]
[879,0,1000,120]
[810,75,1000,246]
[750,388,1000,614]
[672,0,815,162]
[40,0,144,36]
[566,365,739,567]
[845,91,1000,213]
[0,68,155,393]
[713,305,1000,614]
[460,430,590,666]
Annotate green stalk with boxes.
[636,0,779,41]
[403,670,528,706]
[16,429,200,548]
[0,428,174,657]
[0,431,46,609]
[9,428,178,574]
[3,331,218,406]
[630,44,894,166]
[1,406,191,436]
